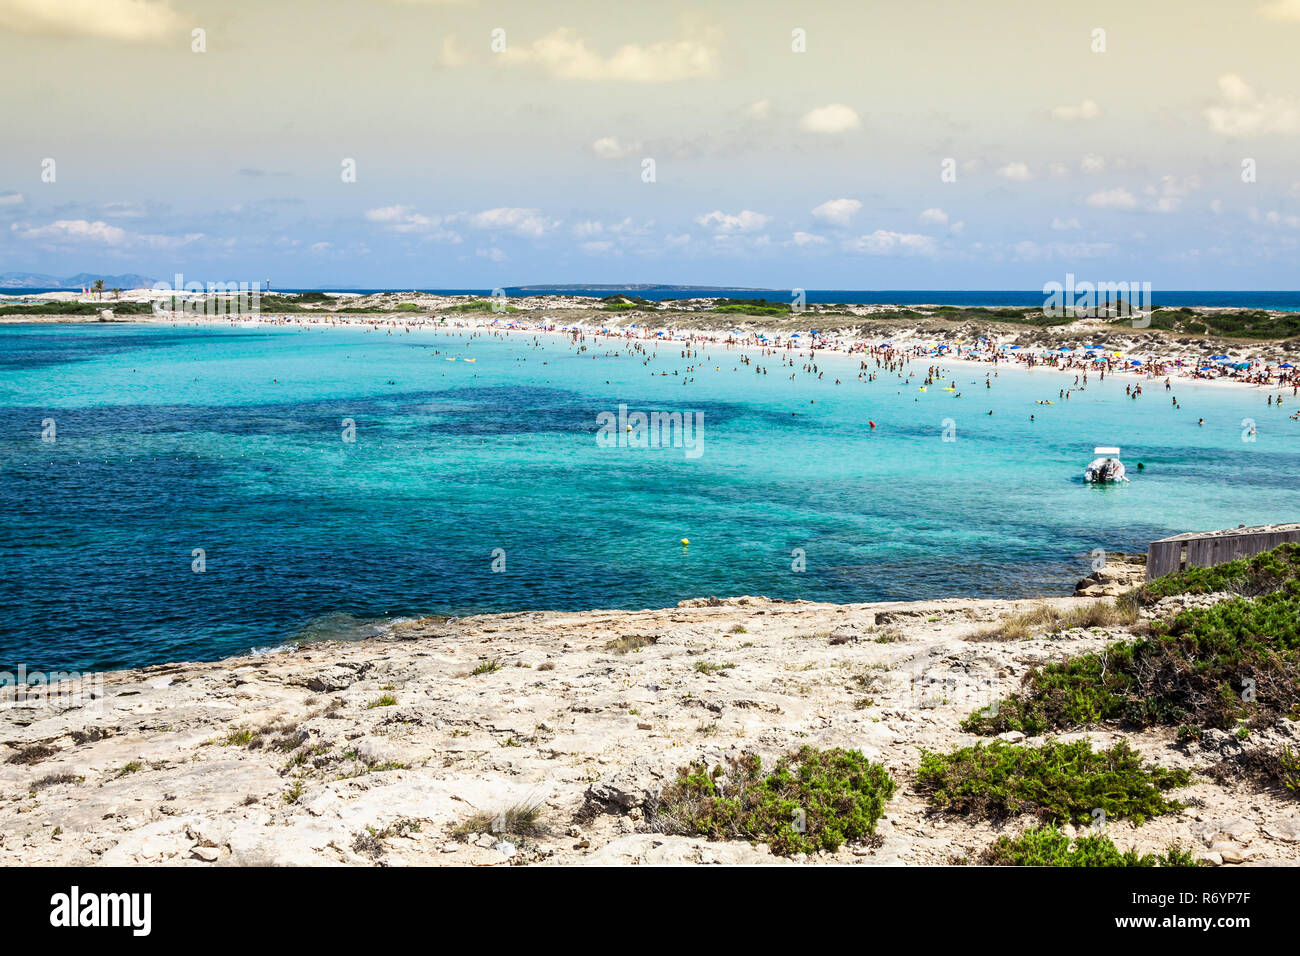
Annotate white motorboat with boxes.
[1084,446,1128,483]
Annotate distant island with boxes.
[0,271,157,290]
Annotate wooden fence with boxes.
[1146,523,1300,580]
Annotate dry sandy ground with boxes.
[3,582,1297,867]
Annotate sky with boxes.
[1,0,1299,289]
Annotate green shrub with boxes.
[914,740,1188,824]
[651,746,896,855]
[965,585,1300,735]
[446,299,519,313]
[1141,543,1300,601]
[981,825,1199,866]
[0,301,155,316]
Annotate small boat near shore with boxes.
[1084,446,1128,483]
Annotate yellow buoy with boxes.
[680,538,690,546]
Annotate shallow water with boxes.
[2,321,1297,672]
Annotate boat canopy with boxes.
[1093,446,1121,456]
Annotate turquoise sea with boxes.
[2,321,1298,672]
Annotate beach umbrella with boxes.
[1058,346,1072,351]
[1210,354,1229,360]
[1008,345,1021,350]
[1130,359,1142,365]
[1281,363,1295,368]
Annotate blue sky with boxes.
[2,0,1299,289]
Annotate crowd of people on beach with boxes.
[161,305,1300,402]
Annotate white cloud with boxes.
[1085,187,1137,209]
[811,198,862,226]
[1257,0,1300,21]
[476,247,507,262]
[844,230,936,256]
[1081,154,1106,174]
[799,104,861,134]
[309,241,333,254]
[0,190,23,206]
[365,205,461,241]
[365,204,416,223]
[16,218,200,248]
[997,162,1032,181]
[364,204,461,241]
[467,207,559,238]
[744,99,771,119]
[0,0,180,42]
[1204,74,1300,137]
[591,136,641,160]
[1051,217,1081,230]
[918,207,949,225]
[791,231,826,246]
[695,209,770,232]
[570,217,649,241]
[501,27,719,83]
[1252,207,1300,227]
[20,219,127,244]
[1145,174,1200,213]
[1051,99,1101,121]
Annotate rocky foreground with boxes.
[2,582,1297,867]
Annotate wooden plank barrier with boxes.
[1145,524,1300,581]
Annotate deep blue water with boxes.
[2,321,1298,673]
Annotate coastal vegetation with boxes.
[979,598,1137,640]
[931,305,1071,327]
[0,301,154,316]
[966,544,1300,736]
[1139,542,1300,600]
[979,825,1198,867]
[445,299,520,313]
[600,294,655,312]
[1209,744,1300,798]
[1116,308,1300,340]
[5,743,58,765]
[915,739,1188,824]
[650,746,896,855]
[452,801,548,841]
[708,297,792,316]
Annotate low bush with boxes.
[981,824,1199,866]
[914,740,1188,824]
[650,746,896,855]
